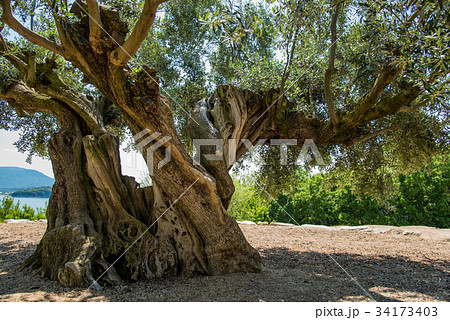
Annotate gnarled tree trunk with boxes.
[26,126,212,287]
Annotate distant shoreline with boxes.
[4,195,50,199]
[9,186,52,198]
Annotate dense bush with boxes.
[0,196,46,222]
[391,156,450,228]
[227,178,269,222]
[267,175,390,226]
[229,155,450,228]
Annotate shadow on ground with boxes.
[1,243,448,301]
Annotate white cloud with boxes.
[0,129,54,178]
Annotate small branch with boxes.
[44,0,72,50]
[324,4,340,128]
[86,0,104,51]
[0,52,27,74]
[276,2,303,111]
[26,52,37,83]
[404,5,426,30]
[309,86,316,118]
[109,0,168,66]
[0,33,28,74]
[397,99,429,113]
[343,51,368,104]
[0,32,8,51]
[0,0,65,57]
[349,126,404,146]
[417,4,435,28]
[277,23,299,110]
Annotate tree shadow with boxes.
[254,247,449,302]
[0,239,36,268]
[0,239,73,300]
[0,243,448,301]
[61,246,450,301]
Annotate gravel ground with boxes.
[0,221,448,302]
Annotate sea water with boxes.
[0,194,48,211]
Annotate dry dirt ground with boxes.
[0,221,448,302]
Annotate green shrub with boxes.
[228,178,269,222]
[267,175,389,226]
[0,196,46,222]
[265,155,450,228]
[390,155,450,228]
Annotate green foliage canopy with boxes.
[0,0,449,193]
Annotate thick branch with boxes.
[0,57,106,136]
[0,79,61,116]
[320,85,422,145]
[324,5,340,128]
[363,85,422,123]
[109,0,167,66]
[187,83,426,162]
[86,0,104,51]
[0,0,65,57]
[33,67,106,135]
[353,65,402,120]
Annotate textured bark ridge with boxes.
[24,120,210,287]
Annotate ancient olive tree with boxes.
[0,0,448,287]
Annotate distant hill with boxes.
[10,186,52,198]
[0,167,54,193]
